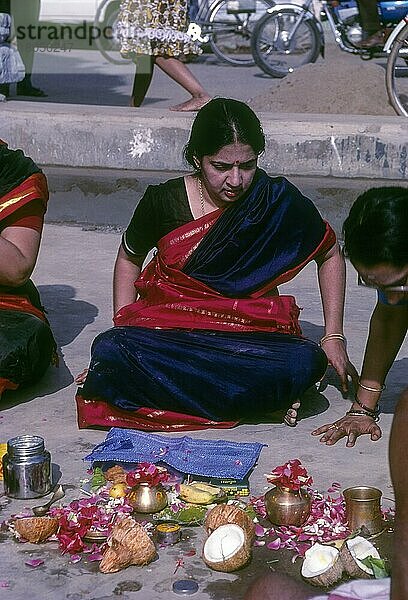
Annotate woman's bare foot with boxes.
[169,95,211,112]
[284,400,301,427]
[75,368,89,385]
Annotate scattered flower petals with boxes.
[88,550,104,562]
[49,493,133,555]
[173,558,184,575]
[327,482,341,493]
[255,524,267,537]
[70,554,82,564]
[126,463,170,488]
[25,558,44,568]
[265,459,313,492]
[267,538,282,550]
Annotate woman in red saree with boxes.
[76,98,356,431]
[0,141,56,398]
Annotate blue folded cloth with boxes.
[84,428,265,479]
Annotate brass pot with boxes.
[343,486,384,535]
[127,482,168,514]
[265,486,312,527]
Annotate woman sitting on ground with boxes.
[76,97,354,431]
[0,141,56,399]
[313,186,408,447]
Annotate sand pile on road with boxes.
[248,51,396,116]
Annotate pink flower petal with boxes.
[0,581,10,588]
[88,551,103,562]
[70,554,82,563]
[25,559,44,568]
[267,538,282,550]
[255,524,267,537]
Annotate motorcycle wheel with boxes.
[251,8,321,78]
[386,22,408,116]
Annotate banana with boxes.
[191,482,222,496]
[179,483,220,504]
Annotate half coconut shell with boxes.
[99,516,157,574]
[301,542,344,587]
[14,516,59,543]
[340,535,380,579]
[203,523,251,572]
[205,504,255,544]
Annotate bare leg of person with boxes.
[131,55,154,107]
[154,56,211,111]
[389,388,408,600]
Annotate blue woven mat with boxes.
[84,428,265,479]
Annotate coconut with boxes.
[203,523,252,572]
[339,535,380,579]
[205,504,255,544]
[104,465,127,484]
[99,516,157,574]
[14,516,59,543]
[301,543,344,587]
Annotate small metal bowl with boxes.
[83,529,109,544]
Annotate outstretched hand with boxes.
[311,414,382,447]
[319,339,359,394]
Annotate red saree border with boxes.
[0,377,19,398]
[0,173,49,222]
[0,295,47,322]
[0,167,49,322]
[76,393,239,432]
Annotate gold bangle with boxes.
[319,333,346,346]
[358,381,386,393]
[347,409,380,423]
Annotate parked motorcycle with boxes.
[251,0,408,77]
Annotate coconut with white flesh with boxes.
[205,504,256,544]
[203,523,252,572]
[340,535,380,579]
[301,543,344,587]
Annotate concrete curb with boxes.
[1,101,408,179]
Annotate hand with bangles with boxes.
[318,336,359,394]
[311,412,382,447]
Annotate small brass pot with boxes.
[265,486,312,527]
[127,482,168,514]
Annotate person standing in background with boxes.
[116,0,211,111]
[0,0,47,98]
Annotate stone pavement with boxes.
[1,213,407,599]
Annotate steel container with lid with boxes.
[2,435,52,499]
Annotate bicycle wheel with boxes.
[94,0,132,65]
[208,0,273,66]
[251,8,320,78]
[386,22,408,116]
